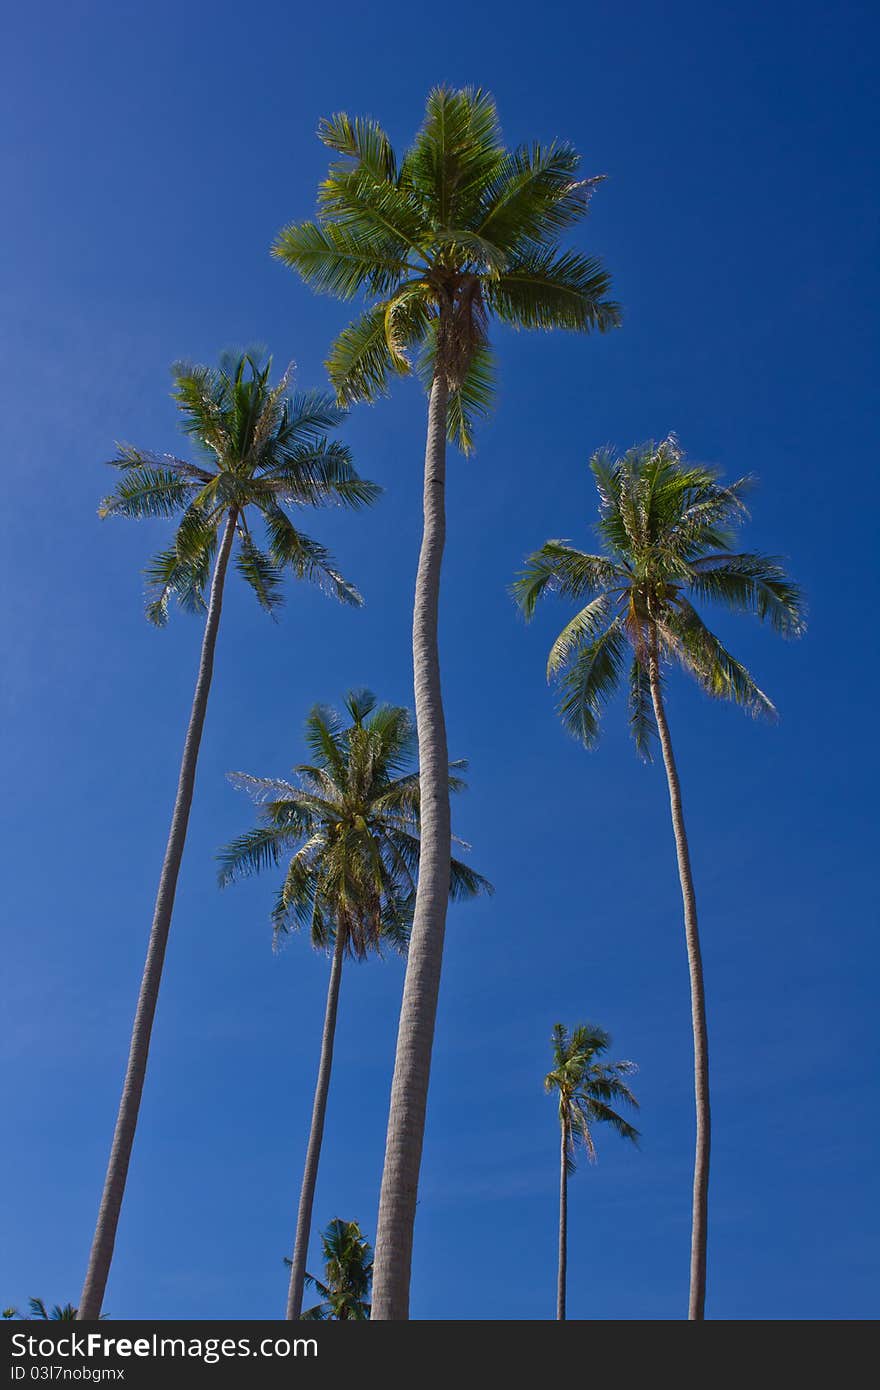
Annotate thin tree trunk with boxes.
[286,929,346,1320]
[371,370,452,1320]
[557,1123,568,1321]
[647,633,711,1321]
[78,509,238,1321]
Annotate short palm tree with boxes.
[274,86,619,1318]
[515,438,805,1319]
[545,1024,638,1320]
[4,1299,106,1320]
[219,690,490,1320]
[79,353,379,1320]
[285,1218,373,1321]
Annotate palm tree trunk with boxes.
[371,369,452,1320]
[557,1123,568,1321]
[647,633,711,1320]
[77,509,238,1321]
[286,929,346,1320]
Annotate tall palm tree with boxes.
[219,690,490,1319]
[285,1218,374,1321]
[514,438,805,1318]
[274,87,619,1317]
[545,1024,639,1320]
[78,354,379,1321]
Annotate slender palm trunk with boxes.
[78,509,238,1321]
[647,633,711,1320]
[286,930,346,1320]
[371,370,452,1320]
[557,1123,568,1321]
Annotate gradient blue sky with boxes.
[2,0,877,1321]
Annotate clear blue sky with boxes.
[2,0,877,1321]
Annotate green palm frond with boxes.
[235,531,285,614]
[546,594,613,677]
[478,142,602,249]
[557,617,628,746]
[272,221,411,300]
[512,542,625,618]
[260,503,362,606]
[628,656,657,761]
[403,86,505,227]
[662,599,777,718]
[325,305,401,404]
[98,465,198,519]
[216,825,290,887]
[488,248,621,332]
[688,553,805,635]
[318,112,398,181]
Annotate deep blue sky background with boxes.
[2,0,877,1321]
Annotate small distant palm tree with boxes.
[285,1219,373,1321]
[219,690,490,1320]
[275,87,619,1319]
[78,352,379,1321]
[4,1299,106,1320]
[515,438,804,1319]
[545,1024,639,1320]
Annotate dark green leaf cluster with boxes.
[296,1218,373,1321]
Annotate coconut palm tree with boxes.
[514,438,805,1319]
[274,87,619,1317]
[78,353,379,1321]
[285,1218,374,1321]
[4,1299,106,1320]
[219,690,490,1319]
[545,1024,639,1320]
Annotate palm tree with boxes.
[274,87,619,1317]
[4,1299,105,1320]
[545,1024,639,1320]
[219,690,490,1319]
[284,1218,374,1320]
[514,438,805,1318]
[78,353,379,1320]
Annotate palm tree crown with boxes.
[99,351,380,623]
[545,1024,639,1167]
[513,437,805,754]
[218,690,491,952]
[298,1219,374,1321]
[274,87,620,450]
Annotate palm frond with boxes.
[326,305,400,405]
[478,141,603,249]
[488,248,620,332]
[557,617,628,746]
[318,112,397,181]
[272,220,410,300]
[687,553,805,636]
[513,542,624,619]
[235,531,285,614]
[261,503,362,605]
[663,598,777,718]
[628,656,657,761]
